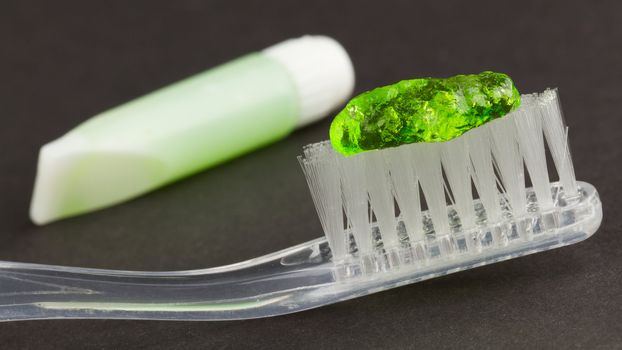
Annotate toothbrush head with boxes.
[300,89,601,278]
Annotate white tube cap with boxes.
[263,35,355,128]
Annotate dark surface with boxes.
[1,0,621,348]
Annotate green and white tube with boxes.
[30,35,355,225]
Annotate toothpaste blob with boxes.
[329,71,520,156]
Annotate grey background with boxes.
[1,0,621,348]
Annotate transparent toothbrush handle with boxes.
[0,238,338,321]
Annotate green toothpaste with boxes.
[330,71,520,156]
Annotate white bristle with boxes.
[514,94,554,209]
[441,136,475,228]
[339,153,374,255]
[385,146,424,241]
[540,89,578,198]
[412,143,450,236]
[298,142,347,260]
[465,126,502,223]
[299,90,576,261]
[365,150,399,248]
[489,116,527,217]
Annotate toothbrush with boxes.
[0,80,601,321]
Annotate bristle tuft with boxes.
[465,126,502,222]
[339,152,374,255]
[298,141,347,259]
[364,150,399,248]
[489,116,527,217]
[540,89,578,198]
[412,143,450,236]
[514,94,554,209]
[385,146,424,241]
[441,137,475,228]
